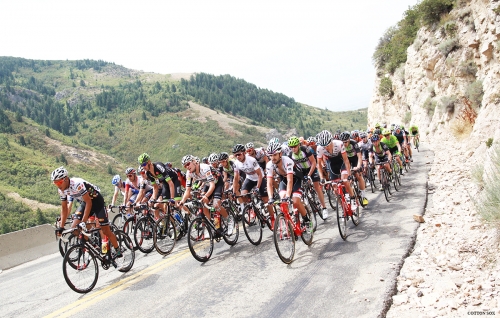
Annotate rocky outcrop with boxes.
[367,0,500,316]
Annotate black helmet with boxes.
[232,144,245,153]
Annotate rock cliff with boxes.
[367,0,500,315]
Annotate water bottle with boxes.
[174,212,183,224]
[214,211,220,229]
[101,235,108,254]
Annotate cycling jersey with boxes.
[317,140,345,165]
[185,163,218,187]
[234,155,263,182]
[381,135,399,149]
[125,175,152,193]
[393,130,406,144]
[58,177,100,202]
[289,146,314,170]
[265,156,300,180]
[145,162,178,185]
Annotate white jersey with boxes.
[265,156,295,179]
[233,154,262,182]
[186,163,218,187]
[125,175,153,193]
[58,177,100,201]
[316,140,345,159]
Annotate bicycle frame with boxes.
[279,201,304,237]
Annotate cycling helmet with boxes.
[371,135,380,142]
[306,136,317,144]
[245,142,254,150]
[316,130,333,147]
[288,136,300,147]
[383,129,391,135]
[267,142,282,154]
[374,128,382,135]
[232,144,246,153]
[125,167,136,175]
[208,153,219,164]
[138,153,150,164]
[201,157,208,164]
[351,131,359,139]
[181,155,195,166]
[269,137,279,144]
[51,166,68,181]
[194,156,200,164]
[164,162,172,168]
[374,123,381,129]
[112,174,121,186]
[390,123,395,129]
[218,152,229,161]
[359,132,368,139]
[138,165,145,174]
[339,131,351,141]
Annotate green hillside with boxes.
[0,56,367,234]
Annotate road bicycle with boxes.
[413,135,420,152]
[390,156,402,191]
[150,200,177,256]
[273,198,313,264]
[111,205,131,230]
[61,225,135,293]
[187,191,239,262]
[375,162,392,202]
[362,160,376,193]
[302,179,323,226]
[237,191,274,246]
[324,178,360,240]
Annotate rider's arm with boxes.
[111,186,119,206]
[81,192,93,223]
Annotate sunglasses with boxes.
[127,174,135,177]
[246,149,253,153]
[183,162,192,169]
[141,162,148,167]
[289,145,299,148]
[53,178,65,186]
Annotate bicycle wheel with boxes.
[59,233,78,258]
[122,218,137,249]
[134,217,155,254]
[326,185,337,210]
[153,217,176,256]
[187,218,214,262]
[301,208,314,246]
[336,196,347,240]
[62,245,98,293]
[392,162,400,191]
[242,205,263,246]
[308,189,324,221]
[113,230,135,272]
[112,214,127,230]
[273,214,295,264]
[222,210,239,246]
[350,197,360,226]
[381,171,390,202]
[306,203,317,233]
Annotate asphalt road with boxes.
[0,145,433,318]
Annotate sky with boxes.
[0,0,418,112]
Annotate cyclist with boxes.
[358,132,374,186]
[370,135,393,190]
[232,143,275,227]
[208,153,223,174]
[245,142,268,171]
[51,166,122,258]
[401,125,413,161]
[339,132,369,206]
[409,124,420,148]
[138,153,182,219]
[287,136,329,218]
[381,129,404,175]
[124,167,153,208]
[392,125,410,163]
[111,175,127,207]
[265,142,312,231]
[178,154,234,236]
[316,130,356,208]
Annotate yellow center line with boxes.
[45,248,192,318]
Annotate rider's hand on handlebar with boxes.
[320,178,326,185]
[78,222,86,231]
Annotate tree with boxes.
[19,135,26,146]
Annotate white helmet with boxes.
[51,166,68,181]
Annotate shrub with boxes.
[486,138,494,148]
[438,37,460,56]
[494,5,500,16]
[379,77,394,98]
[450,118,473,139]
[443,20,458,37]
[404,111,412,124]
[473,144,500,228]
[465,80,484,108]
[422,97,437,116]
[458,59,477,76]
[440,95,457,114]
[418,0,455,27]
